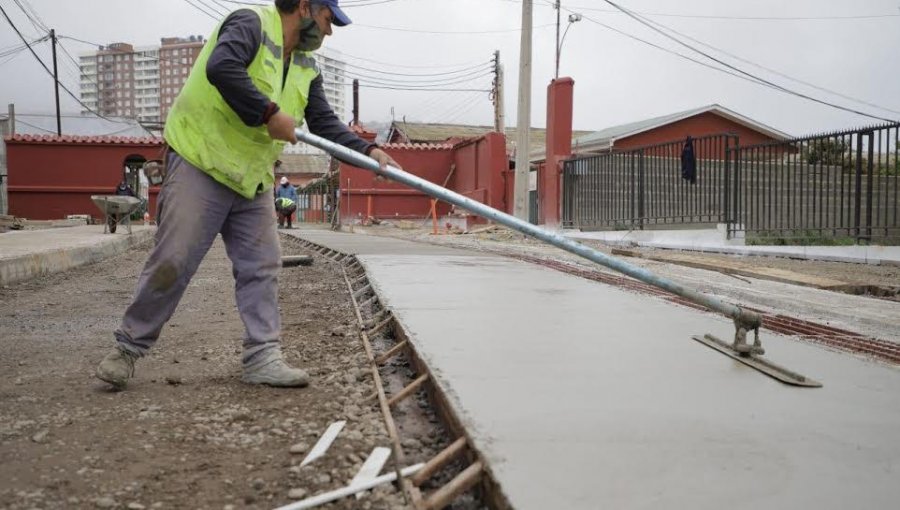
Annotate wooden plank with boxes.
[423,461,483,510]
[411,437,468,487]
[388,374,429,408]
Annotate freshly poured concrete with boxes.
[286,229,900,509]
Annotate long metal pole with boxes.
[555,0,561,79]
[513,0,533,221]
[50,29,61,136]
[296,129,762,330]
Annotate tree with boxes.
[803,138,849,166]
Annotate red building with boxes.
[572,104,789,154]
[4,134,165,221]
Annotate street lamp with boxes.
[555,6,582,78]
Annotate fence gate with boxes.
[562,134,736,230]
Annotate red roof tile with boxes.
[4,133,164,145]
[380,142,453,151]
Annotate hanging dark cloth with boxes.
[681,136,697,185]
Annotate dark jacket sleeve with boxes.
[206,9,270,127]
[305,75,375,155]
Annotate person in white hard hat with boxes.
[275,175,298,228]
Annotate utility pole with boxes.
[50,29,61,136]
[492,51,505,133]
[7,104,15,135]
[352,79,359,126]
[514,0,533,221]
[555,0,561,79]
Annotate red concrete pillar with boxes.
[540,77,574,226]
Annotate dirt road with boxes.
[0,237,408,509]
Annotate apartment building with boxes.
[79,37,203,125]
[159,36,205,120]
[80,39,348,140]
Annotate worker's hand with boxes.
[370,148,401,172]
[267,111,298,144]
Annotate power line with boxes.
[342,68,494,87]
[341,60,492,77]
[0,35,48,58]
[352,22,555,34]
[641,16,900,117]
[599,0,897,122]
[193,0,227,17]
[504,0,900,21]
[574,11,775,91]
[335,49,486,69]
[358,85,490,92]
[182,0,221,20]
[0,4,138,127]
[344,72,493,90]
[58,35,196,65]
[12,0,47,35]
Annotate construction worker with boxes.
[107,179,136,234]
[95,0,400,390]
[275,176,299,228]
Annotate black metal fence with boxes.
[562,134,737,230]
[561,123,900,244]
[728,123,899,243]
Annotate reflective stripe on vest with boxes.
[163,5,320,199]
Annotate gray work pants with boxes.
[114,152,282,366]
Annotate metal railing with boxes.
[727,122,900,243]
[562,134,737,230]
[296,175,337,225]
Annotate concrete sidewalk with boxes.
[287,228,900,510]
[566,225,900,265]
[0,225,155,286]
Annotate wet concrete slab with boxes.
[287,229,900,509]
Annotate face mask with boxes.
[298,17,324,51]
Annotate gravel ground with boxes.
[0,236,410,510]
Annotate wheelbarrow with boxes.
[91,195,142,234]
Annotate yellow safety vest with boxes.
[276,197,295,208]
[164,5,320,199]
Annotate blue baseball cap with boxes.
[315,0,352,27]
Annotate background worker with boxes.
[96,0,400,390]
[275,176,299,228]
[106,178,137,233]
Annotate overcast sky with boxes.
[1,0,898,137]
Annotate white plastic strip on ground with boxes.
[272,463,425,510]
[349,447,392,499]
[300,420,346,467]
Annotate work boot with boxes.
[95,347,138,390]
[242,348,309,387]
